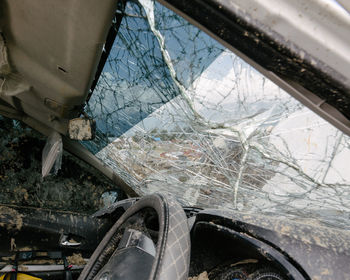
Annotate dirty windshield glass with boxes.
[85,0,350,229]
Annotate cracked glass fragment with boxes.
[84,0,350,230]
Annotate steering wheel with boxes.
[78,194,191,280]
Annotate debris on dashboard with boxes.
[0,206,23,235]
[0,115,126,214]
[66,253,86,266]
[188,271,208,280]
[0,206,23,231]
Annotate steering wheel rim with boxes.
[78,193,190,280]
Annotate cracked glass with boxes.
[85,0,350,229]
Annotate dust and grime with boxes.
[67,253,87,265]
[188,271,209,280]
[0,206,23,231]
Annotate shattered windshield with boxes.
[85,0,350,229]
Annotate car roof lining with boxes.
[0,0,118,133]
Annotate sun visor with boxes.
[0,33,10,75]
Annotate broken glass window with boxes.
[85,0,350,229]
